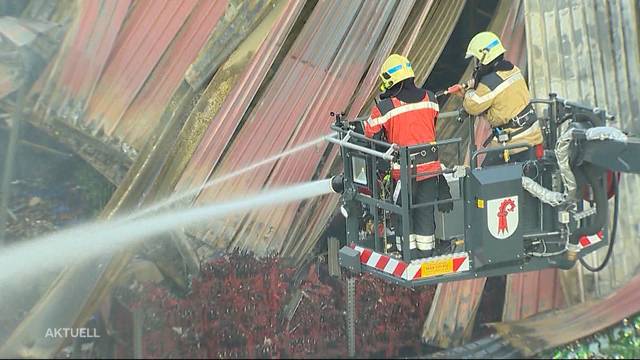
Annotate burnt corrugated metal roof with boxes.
[525,0,640,300]
[284,0,422,261]
[427,334,522,359]
[431,275,640,357]
[233,0,404,255]
[13,1,638,357]
[83,0,200,136]
[33,0,285,153]
[422,0,532,347]
[492,273,640,356]
[502,269,565,321]
[108,0,229,149]
[36,0,131,122]
[422,278,487,348]
[174,0,306,197]
[498,0,566,322]
[408,0,466,86]
[0,1,278,356]
[192,0,392,252]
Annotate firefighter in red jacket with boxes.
[364,54,452,258]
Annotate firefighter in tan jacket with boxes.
[454,32,543,166]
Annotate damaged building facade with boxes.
[0,0,639,357]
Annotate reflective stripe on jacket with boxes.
[364,92,440,180]
[463,66,543,154]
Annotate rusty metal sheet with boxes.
[423,0,534,347]
[57,0,131,119]
[232,0,405,254]
[497,0,567,322]
[422,278,487,348]
[427,334,523,358]
[144,0,290,199]
[395,0,437,56]
[34,0,130,121]
[193,0,369,249]
[409,0,466,86]
[277,0,464,261]
[286,194,340,263]
[525,0,640,300]
[83,0,199,137]
[0,2,280,357]
[283,0,422,261]
[502,269,565,321]
[491,273,640,356]
[284,0,447,260]
[44,0,101,113]
[182,0,278,91]
[174,0,306,196]
[110,0,228,149]
[347,0,421,128]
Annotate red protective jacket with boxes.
[364,91,440,180]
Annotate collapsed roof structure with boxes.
[0,0,638,357]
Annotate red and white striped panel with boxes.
[579,230,604,249]
[350,244,470,281]
[351,245,408,278]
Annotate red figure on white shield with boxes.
[487,196,519,239]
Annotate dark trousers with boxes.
[393,176,437,237]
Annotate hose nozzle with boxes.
[436,83,469,98]
[330,174,345,194]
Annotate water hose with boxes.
[580,174,619,272]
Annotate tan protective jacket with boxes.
[463,66,543,154]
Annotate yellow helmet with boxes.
[465,32,506,65]
[379,54,414,91]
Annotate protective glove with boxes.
[437,175,453,213]
[449,84,465,98]
[464,78,475,90]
